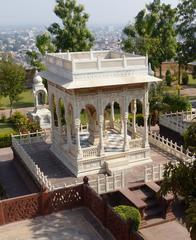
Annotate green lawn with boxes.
[188,76,196,87]
[0,89,34,109]
[162,85,178,94]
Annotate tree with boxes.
[39,0,94,53]
[122,0,177,77]
[26,51,45,71]
[177,0,196,66]
[0,59,25,116]
[165,70,172,86]
[149,83,165,125]
[27,0,94,70]
[162,93,191,113]
[160,160,196,239]
[184,122,196,154]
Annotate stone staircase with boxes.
[130,185,175,229]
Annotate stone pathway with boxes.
[22,141,173,187]
[0,107,34,118]
[0,208,114,240]
[140,221,191,240]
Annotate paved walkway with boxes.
[140,221,190,240]
[0,208,114,240]
[0,107,34,118]
[180,86,196,98]
[22,141,173,187]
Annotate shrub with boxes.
[182,72,189,85]
[0,114,7,123]
[162,94,191,112]
[183,122,196,154]
[165,70,172,86]
[114,205,141,232]
[10,111,41,133]
[0,133,12,148]
[136,114,144,126]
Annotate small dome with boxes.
[33,72,43,85]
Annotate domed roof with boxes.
[33,72,43,85]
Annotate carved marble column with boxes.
[120,115,124,134]
[49,94,55,141]
[65,109,71,145]
[132,99,137,139]
[123,112,129,151]
[99,115,104,156]
[75,118,83,159]
[110,101,115,128]
[56,103,62,131]
[143,87,149,148]
[56,102,62,143]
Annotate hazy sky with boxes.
[0,0,179,26]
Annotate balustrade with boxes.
[12,137,52,190]
[82,146,98,158]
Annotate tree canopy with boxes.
[47,0,94,52]
[27,0,94,70]
[184,122,196,154]
[177,0,196,65]
[160,160,196,239]
[122,0,177,77]
[0,59,25,116]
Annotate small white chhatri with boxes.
[42,50,161,177]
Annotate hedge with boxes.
[114,205,141,232]
[0,134,12,148]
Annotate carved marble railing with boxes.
[53,171,125,194]
[11,131,47,145]
[12,137,53,190]
[82,146,98,158]
[144,164,164,182]
[159,110,196,135]
[136,125,195,163]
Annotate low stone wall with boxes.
[0,183,131,240]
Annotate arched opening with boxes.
[58,98,66,127]
[128,98,144,139]
[103,101,123,152]
[37,91,45,105]
[58,98,67,143]
[79,104,98,147]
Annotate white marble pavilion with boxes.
[41,50,161,177]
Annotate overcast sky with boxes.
[0,0,179,26]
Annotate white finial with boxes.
[67,50,71,60]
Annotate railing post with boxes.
[144,166,148,183]
[152,166,155,181]
[97,175,100,194]
[105,175,108,193]
[159,164,162,180]
[113,173,116,190]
